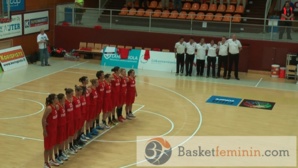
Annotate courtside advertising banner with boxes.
[0,14,22,39]
[0,46,27,71]
[24,11,49,35]
[101,47,140,68]
[3,0,25,12]
[138,51,176,72]
[136,136,296,167]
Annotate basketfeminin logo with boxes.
[144,137,172,165]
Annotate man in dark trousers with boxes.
[227,34,242,80]
[174,37,186,76]
[279,1,294,40]
[185,38,196,76]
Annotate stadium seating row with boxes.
[78,42,170,52]
[119,9,241,22]
[123,4,244,14]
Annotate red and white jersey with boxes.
[73,96,82,118]
[111,73,121,94]
[46,105,58,130]
[97,79,105,101]
[80,96,87,114]
[127,76,136,94]
[65,99,74,122]
[85,87,91,106]
[90,88,98,106]
[57,103,66,126]
[120,76,127,95]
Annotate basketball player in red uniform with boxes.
[42,94,59,168]
[79,86,88,141]
[64,88,77,154]
[102,74,113,128]
[96,70,105,130]
[126,69,137,118]
[89,79,99,136]
[118,68,128,121]
[111,66,121,124]
[79,76,92,139]
[72,85,84,149]
[55,93,68,163]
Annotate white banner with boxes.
[138,50,176,72]
[24,11,49,35]
[0,46,28,71]
[0,15,22,39]
[137,136,296,167]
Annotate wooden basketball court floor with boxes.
[0,58,297,168]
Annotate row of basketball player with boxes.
[174,34,242,80]
[42,67,137,168]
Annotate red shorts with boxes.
[126,93,135,105]
[85,105,90,121]
[67,121,75,137]
[44,129,56,150]
[97,100,103,115]
[119,93,126,106]
[112,93,121,108]
[74,117,82,131]
[103,98,113,113]
[57,125,66,144]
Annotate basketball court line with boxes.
[8,88,50,95]
[0,61,89,93]
[120,82,203,168]
[255,78,263,87]
[61,69,297,93]
[93,109,175,143]
[0,98,45,120]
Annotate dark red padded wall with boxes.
[55,26,298,72]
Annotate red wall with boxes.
[55,26,298,72]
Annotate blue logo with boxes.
[206,95,242,106]
[101,48,140,69]
[3,0,25,12]
[145,137,172,165]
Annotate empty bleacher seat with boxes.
[177,11,188,19]
[222,13,232,22]
[204,13,214,21]
[152,10,162,17]
[217,4,226,12]
[119,8,129,15]
[213,13,223,21]
[169,10,179,19]
[226,5,235,13]
[182,2,191,10]
[199,3,208,12]
[87,43,95,49]
[186,12,196,19]
[208,4,217,12]
[235,5,244,14]
[127,8,137,16]
[144,9,153,17]
[79,42,87,49]
[232,14,241,22]
[195,12,205,20]
[160,10,170,18]
[149,1,158,8]
[190,3,200,11]
[136,9,145,16]
[94,43,102,50]
[125,46,133,49]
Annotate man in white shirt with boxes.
[217,36,229,78]
[227,34,242,80]
[206,40,218,78]
[195,38,207,76]
[185,38,196,76]
[174,36,186,76]
[37,29,50,66]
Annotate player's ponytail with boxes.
[111,66,120,72]
[79,76,88,83]
[45,93,56,105]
